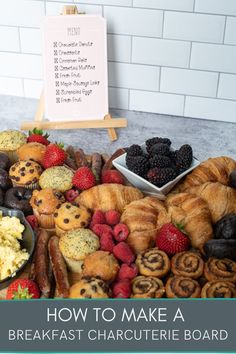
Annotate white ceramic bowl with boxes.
[113,143,200,199]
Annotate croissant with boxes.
[121,197,170,253]
[166,192,213,252]
[77,183,143,213]
[187,182,236,223]
[178,156,236,191]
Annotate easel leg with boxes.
[105,114,117,141]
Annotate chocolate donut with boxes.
[0,153,10,170]
[0,168,12,190]
[0,188,4,206]
[4,187,33,215]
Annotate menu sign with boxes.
[42,15,108,121]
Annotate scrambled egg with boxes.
[0,216,29,281]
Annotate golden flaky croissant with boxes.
[121,197,170,253]
[77,183,143,213]
[187,182,236,223]
[178,156,236,191]
[166,192,213,252]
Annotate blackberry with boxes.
[149,155,172,169]
[149,143,170,157]
[126,144,143,157]
[146,137,171,153]
[126,155,150,177]
[147,167,177,187]
[176,144,193,172]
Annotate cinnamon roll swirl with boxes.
[204,258,236,282]
[136,248,170,277]
[131,276,165,298]
[171,251,204,279]
[201,281,236,298]
[166,276,201,298]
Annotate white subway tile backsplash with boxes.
[75,0,132,5]
[132,37,191,68]
[104,6,163,37]
[0,77,23,97]
[0,27,20,52]
[164,12,225,43]
[191,43,236,73]
[108,62,159,91]
[109,87,129,109]
[161,68,218,97]
[133,0,194,12]
[24,79,43,98]
[195,0,236,16]
[107,35,131,62]
[218,74,236,100]
[185,96,236,123]
[0,53,42,79]
[130,90,184,116]
[20,28,42,54]
[46,2,102,15]
[0,0,44,28]
[224,17,236,45]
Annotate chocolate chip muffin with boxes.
[54,202,91,236]
[30,188,65,229]
[9,160,42,190]
[82,251,120,282]
[69,277,111,298]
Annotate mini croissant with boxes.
[187,182,236,223]
[178,156,236,191]
[77,183,143,213]
[166,192,213,252]
[121,197,170,253]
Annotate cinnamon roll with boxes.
[204,258,236,282]
[171,251,204,279]
[166,276,201,298]
[136,248,170,278]
[201,281,236,298]
[131,276,165,298]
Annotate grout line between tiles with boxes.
[183,95,186,116]
[216,72,221,98]
[17,27,22,53]
[188,42,192,68]
[223,16,227,44]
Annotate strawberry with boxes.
[113,223,129,242]
[27,128,50,146]
[91,210,106,225]
[72,167,96,190]
[105,210,120,226]
[102,170,125,185]
[42,143,67,169]
[65,189,79,203]
[26,215,38,231]
[7,279,40,300]
[156,223,190,256]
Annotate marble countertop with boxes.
[0,95,235,162]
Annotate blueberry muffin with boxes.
[39,166,73,192]
[0,130,27,163]
[30,188,65,229]
[69,277,110,298]
[9,160,42,190]
[59,229,99,272]
[17,142,46,165]
[54,202,91,236]
[82,251,120,282]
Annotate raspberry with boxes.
[91,224,113,238]
[113,242,135,264]
[118,263,138,281]
[26,215,38,231]
[105,210,121,226]
[100,232,115,253]
[92,210,106,225]
[113,279,131,298]
[65,189,79,203]
[113,223,129,242]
